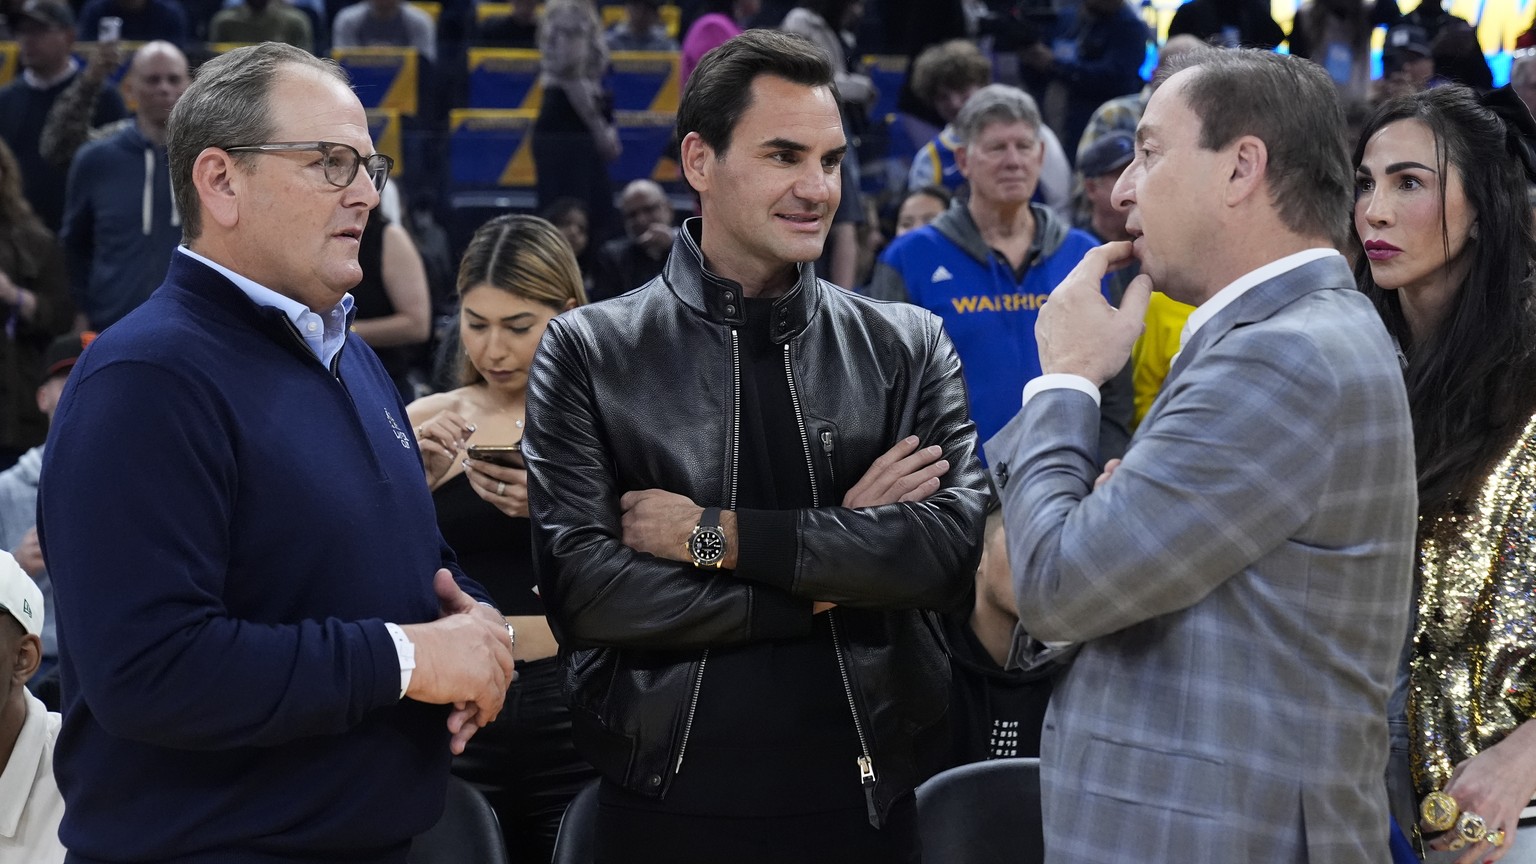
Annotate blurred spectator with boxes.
[0,0,126,232]
[476,0,538,48]
[0,138,74,471]
[36,38,121,175]
[894,184,948,237]
[868,84,1131,456]
[539,197,597,296]
[606,0,677,51]
[0,548,62,864]
[781,0,875,286]
[332,0,436,62]
[61,41,189,331]
[1374,23,1438,101]
[680,0,758,84]
[905,41,1073,215]
[1076,131,1131,242]
[535,0,620,244]
[1074,34,1202,166]
[209,0,314,51]
[1167,0,1284,48]
[592,179,674,302]
[0,330,92,700]
[1513,52,1536,119]
[1288,0,1374,101]
[1021,0,1149,158]
[352,211,433,402]
[780,0,876,115]
[940,499,1052,766]
[1430,19,1492,91]
[1401,0,1468,43]
[76,0,189,47]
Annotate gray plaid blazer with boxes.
[984,255,1417,863]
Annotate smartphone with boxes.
[466,443,524,469]
[97,16,122,42]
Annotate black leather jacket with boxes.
[524,219,989,825]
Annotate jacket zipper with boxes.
[675,328,741,775]
[820,429,836,490]
[786,343,880,827]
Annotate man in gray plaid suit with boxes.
[984,48,1416,862]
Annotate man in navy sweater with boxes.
[38,43,516,864]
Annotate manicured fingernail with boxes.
[905,435,919,444]
[937,459,950,470]
[467,423,476,432]
[928,446,942,454]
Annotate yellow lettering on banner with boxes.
[949,293,1052,314]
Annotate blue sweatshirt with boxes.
[61,122,181,330]
[38,253,486,864]
[867,203,1108,446]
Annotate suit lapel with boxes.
[1140,256,1354,429]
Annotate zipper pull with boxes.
[858,755,879,827]
[820,429,834,455]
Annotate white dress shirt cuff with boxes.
[1022,373,1102,410]
[384,622,415,700]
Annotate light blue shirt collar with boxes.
[178,247,355,369]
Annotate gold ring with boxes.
[1487,829,1507,847]
[1421,790,1460,833]
[1447,835,1469,851]
[496,481,506,496]
[1457,811,1489,845]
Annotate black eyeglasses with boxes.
[223,141,394,193]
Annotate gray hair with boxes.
[166,43,348,241]
[1513,52,1536,87]
[953,84,1041,146]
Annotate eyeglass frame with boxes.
[222,141,394,193]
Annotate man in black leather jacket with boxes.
[525,29,989,864]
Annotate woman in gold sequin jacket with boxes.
[1353,85,1536,864]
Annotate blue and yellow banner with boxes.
[606,51,680,112]
[467,48,543,110]
[614,109,680,183]
[332,47,419,117]
[368,109,404,178]
[449,108,538,187]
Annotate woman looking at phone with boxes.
[1353,85,1536,862]
[407,213,591,861]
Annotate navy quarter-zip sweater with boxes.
[38,253,488,864]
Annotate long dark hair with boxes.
[1352,86,1536,515]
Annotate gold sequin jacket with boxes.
[1410,410,1536,796]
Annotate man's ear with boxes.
[954,144,970,179]
[680,131,714,195]
[1225,135,1269,208]
[192,147,242,231]
[10,633,40,688]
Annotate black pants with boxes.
[451,656,598,863]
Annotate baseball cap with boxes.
[1078,131,1135,179]
[39,331,95,386]
[12,0,75,31]
[1385,24,1432,60]
[0,550,43,638]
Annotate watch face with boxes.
[690,528,725,565]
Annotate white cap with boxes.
[0,550,43,638]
